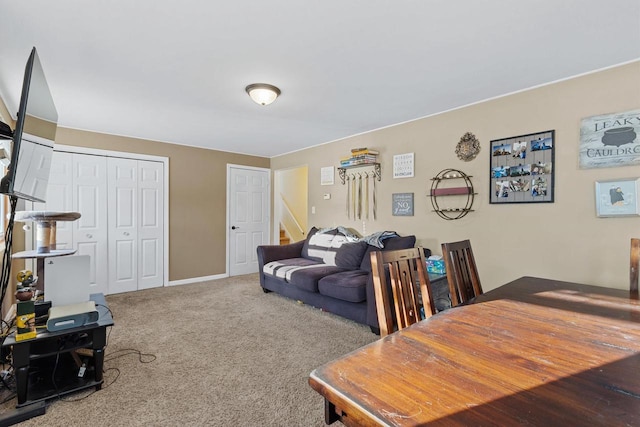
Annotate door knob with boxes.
[87,234,93,239]
[232,226,239,230]
[124,232,130,236]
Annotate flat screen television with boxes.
[0,47,57,203]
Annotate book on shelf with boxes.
[340,154,377,164]
[350,148,379,156]
[340,159,378,167]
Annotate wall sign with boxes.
[580,109,640,169]
[392,193,414,216]
[393,153,414,178]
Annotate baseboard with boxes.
[167,273,229,287]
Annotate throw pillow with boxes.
[334,241,368,269]
[302,227,339,261]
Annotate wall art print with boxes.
[595,177,640,217]
[392,192,414,216]
[490,130,555,204]
[580,109,640,169]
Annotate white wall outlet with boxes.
[311,206,316,214]
[362,221,366,234]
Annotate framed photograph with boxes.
[595,178,640,217]
[580,109,640,169]
[392,193,414,216]
[489,130,555,204]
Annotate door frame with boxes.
[226,164,271,276]
[25,144,170,288]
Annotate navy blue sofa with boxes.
[256,228,417,333]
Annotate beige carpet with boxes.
[1,274,377,426]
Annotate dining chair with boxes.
[441,240,483,307]
[370,247,436,337]
[631,238,639,298]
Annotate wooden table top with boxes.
[309,276,640,426]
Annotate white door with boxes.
[137,160,164,290]
[228,165,270,276]
[108,158,138,294]
[73,154,108,294]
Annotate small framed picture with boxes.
[393,153,414,179]
[392,193,414,216]
[595,178,640,217]
[320,166,334,185]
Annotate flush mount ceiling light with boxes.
[245,83,281,106]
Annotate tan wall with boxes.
[0,98,13,125]
[272,62,640,291]
[55,128,269,281]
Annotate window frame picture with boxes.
[595,177,640,217]
[489,130,555,204]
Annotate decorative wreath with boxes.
[455,132,481,162]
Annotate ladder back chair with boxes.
[370,247,436,337]
[441,240,483,307]
[631,238,640,298]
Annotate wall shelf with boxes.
[338,163,381,184]
[429,169,476,220]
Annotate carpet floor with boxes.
[0,273,377,426]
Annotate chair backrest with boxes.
[370,247,436,337]
[441,240,483,307]
[631,238,639,298]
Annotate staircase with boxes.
[279,228,291,245]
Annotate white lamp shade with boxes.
[246,83,281,106]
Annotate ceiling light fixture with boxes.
[245,83,281,106]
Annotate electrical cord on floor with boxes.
[58,346,157,404]
[104,348,156,364]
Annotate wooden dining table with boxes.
[308,276,640,426]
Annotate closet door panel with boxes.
[138,161,164,290]
[73,154,108,294]
[108,158,138,294]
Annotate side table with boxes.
[2,293,114,407]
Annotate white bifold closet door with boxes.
[107,158,164,294]
[35,152,164,295]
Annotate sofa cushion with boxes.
[288,265,348,293]
[318,270,369,303]
[263,257,323,281]
[359,235,417,272]
[334,240,369,269]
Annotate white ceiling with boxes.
[0,1,639,158]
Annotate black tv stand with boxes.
[0,401,45,426]
[0,293,113,422]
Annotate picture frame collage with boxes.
[490,130,555,204]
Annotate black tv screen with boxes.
[0,47,57,203]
